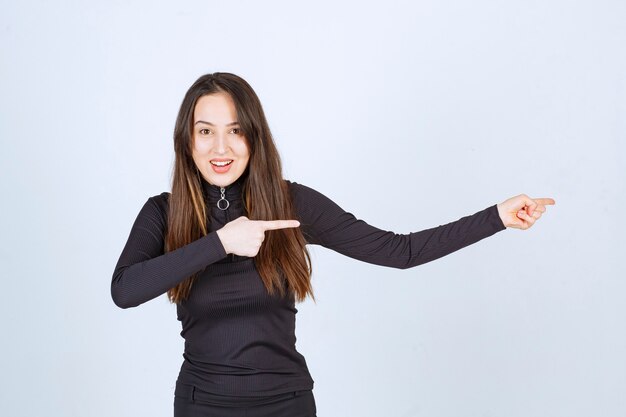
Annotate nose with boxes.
[213,132,229,155]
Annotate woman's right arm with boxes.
[111,194,228,309]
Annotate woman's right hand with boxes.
[215,216,301,257]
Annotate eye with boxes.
[230,127,241,135]
[199,128,211,135]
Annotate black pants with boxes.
[173,383,317,417]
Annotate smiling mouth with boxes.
[210,160,233,167]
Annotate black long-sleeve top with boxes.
[111,175,507,397]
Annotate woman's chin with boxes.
[202,168,244,187]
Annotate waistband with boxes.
[174,383,311,407]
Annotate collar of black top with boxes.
[200,173,245,204]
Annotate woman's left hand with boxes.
[497,194,556,230]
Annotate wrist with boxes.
[215,229,230,254]
[496,203,507,228]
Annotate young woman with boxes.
[111,72,555,417]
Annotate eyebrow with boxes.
[194,120,240,126]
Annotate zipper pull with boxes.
[217,186,230,210]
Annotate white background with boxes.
[1,1,625,416]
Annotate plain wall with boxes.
[1,1,625,416]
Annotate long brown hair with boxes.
[165,72,314,304]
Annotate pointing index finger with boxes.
[259,220,301,231]
[534,198,556,205]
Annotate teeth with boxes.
[211,160,233,167]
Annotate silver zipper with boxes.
[217,187,230,210]
[218,186,235,262]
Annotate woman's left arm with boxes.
[286,180,554,269]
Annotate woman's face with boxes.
[192,92,250,187]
